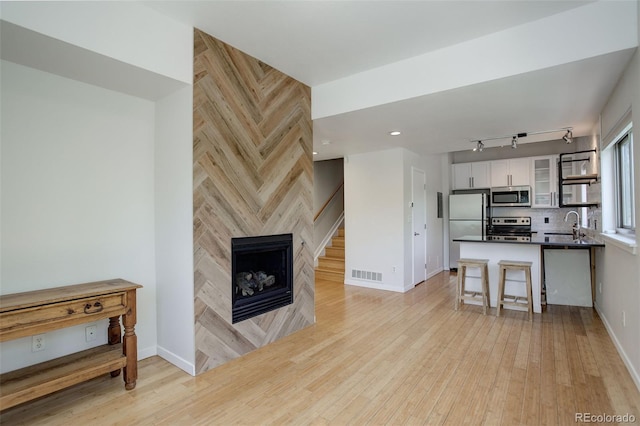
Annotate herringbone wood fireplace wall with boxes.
[192,29,314,374]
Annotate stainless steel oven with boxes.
[490,186,531,207]
[487,217,532,241]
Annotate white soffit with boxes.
[0,21,188,101]
[0,1,193,85]
[312,0,638,119]
[312,49,635,160]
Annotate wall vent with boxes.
[351,269,383,282]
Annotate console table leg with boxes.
[108,316,122,377]
[123,290,138,390]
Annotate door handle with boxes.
[414,232,420,236]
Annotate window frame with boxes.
[614,129,635,234]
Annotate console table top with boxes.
[0,279,142,313]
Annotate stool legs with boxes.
[481,263,489,315]
[456,259,490,315]
[525,267,533,321]
[455,264,465,311]
[497,261,533,321]
[496,266,506,318]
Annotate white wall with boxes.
[595,43,640,391]
[313,159,344,214]
[154,86,195,374]
[0,61,157,372]
[344,148,446,293]
[344,149,406,292]
[0,3,196,375]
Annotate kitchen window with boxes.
[600,119,636,254]
[614,129,634,233]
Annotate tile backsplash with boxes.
[493,206,602,240]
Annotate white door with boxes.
[412,168,427,285]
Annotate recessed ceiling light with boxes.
[313,151,318,155]
[389,131,401,136]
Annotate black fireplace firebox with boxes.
[231,233,293,323]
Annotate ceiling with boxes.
[149,2,637,159]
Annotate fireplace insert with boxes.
[231,233,293,323]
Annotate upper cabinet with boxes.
[490,158,530,187]
[531,155,559,208]
[452,161,491,189]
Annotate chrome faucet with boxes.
[564,210,581,239]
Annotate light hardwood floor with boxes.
[2,272,639,425]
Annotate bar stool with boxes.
[455,258,490,315]
[496,260,533,321]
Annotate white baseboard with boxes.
[138,345,157,361]
[426,268,444,280]
[157,345,196,376]
[346,268,445,293]
[594,302,640,393]
[314,213,345,263]
[345,278,403,293]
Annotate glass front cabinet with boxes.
[531,155,559,208]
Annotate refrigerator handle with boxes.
[482,194,487,236]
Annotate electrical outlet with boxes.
[85,325,98,342]
[544,217,549,224]
[32,334,45,352]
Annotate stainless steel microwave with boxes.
[490,186,531,207]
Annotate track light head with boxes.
[511,135,518,149]
[473,140,484,152]
[563,130,573,144]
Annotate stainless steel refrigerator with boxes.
[449,193,488,270]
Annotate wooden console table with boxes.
[0,279,142,410]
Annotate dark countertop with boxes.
[453,235,605,247]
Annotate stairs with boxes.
[315,228,345,283]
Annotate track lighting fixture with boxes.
[470,127,573,152]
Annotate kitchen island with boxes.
[453,235,604,314]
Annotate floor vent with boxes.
[351,269,383,282]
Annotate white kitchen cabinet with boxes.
[531,155,559,208]
[490,158,530,187]
[452,161,491,189]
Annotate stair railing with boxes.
[313,181,344,262]
[314,181,344,223]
